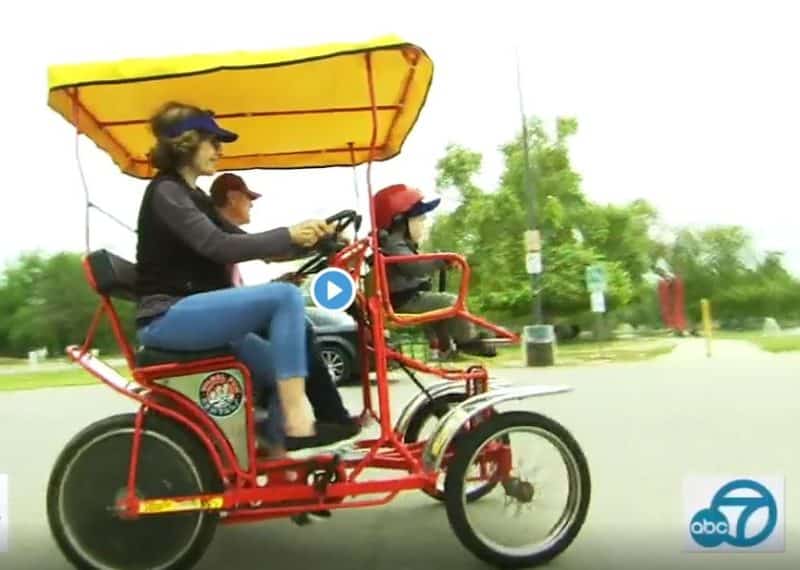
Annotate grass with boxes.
[756,336,800,353]
[712,330,800,353]
[0,338,676,393]
[438,337,677,368]
[0,368,110,392]
[0,364,130,392]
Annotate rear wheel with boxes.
[47,413,221,570]
[444,411,590,568]
[403,392,499,502]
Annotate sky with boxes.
[1,0,799,284]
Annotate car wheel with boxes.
[319,344,353,386]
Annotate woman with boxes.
[135,101,351,455]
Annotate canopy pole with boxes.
[348,142,360,239]
[72,88,91,254]
[365,53,380,249]
[364,50,395,437]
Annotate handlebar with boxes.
[325,209,358,226]
[293,209,361,277]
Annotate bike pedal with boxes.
[290,510,332,527]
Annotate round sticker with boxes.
[198,372,243,418]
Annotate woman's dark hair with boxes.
[148,101,216,172]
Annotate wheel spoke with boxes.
[443,412,590,567]
[49,415,218,570]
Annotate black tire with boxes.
[319,343,353,386]
[47,413,222,570]
[444,411,591,568]
[403,392,498,503]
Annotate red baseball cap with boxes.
[210,173,262,205]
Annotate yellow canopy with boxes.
[48,35,433,178]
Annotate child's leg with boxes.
[397,292,479,345]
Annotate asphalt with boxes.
[1,339,798,570]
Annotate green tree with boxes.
[0,252,48,354]
[664,226,800,324]
[0,251,135,356]
[428,117,635,324]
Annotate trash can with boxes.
[523,324,556,367]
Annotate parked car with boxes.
[305,306,362,385]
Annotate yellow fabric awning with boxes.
[47,35,433,178]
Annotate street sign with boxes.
[526,252,542,275]
[524,230,541,252]
[585,264,607,293]
[590,290,606,313]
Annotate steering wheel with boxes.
[292,210,361,278]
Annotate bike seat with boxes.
[135,346,235,368]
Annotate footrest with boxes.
[482,337,517,345]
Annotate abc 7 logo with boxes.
[690,479,777,548]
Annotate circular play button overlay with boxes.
[309,268,356,312]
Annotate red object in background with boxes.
[658,279,672,328]
[658,276,687,332]
[670,277,687,331]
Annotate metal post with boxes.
[701,299,713,357]
[515,48,542,325]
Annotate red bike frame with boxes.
[66,50,520,521]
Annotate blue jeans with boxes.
[137,282,308,445]
[257,316,352,425]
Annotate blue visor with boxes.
[406,198,441,218]
[164,114,239,142]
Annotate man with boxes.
[209,173,358,431]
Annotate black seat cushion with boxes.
[87,249,138,301]
[135,346,234,368]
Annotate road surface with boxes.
[1,340,798,569]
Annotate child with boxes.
[374,184,496,358]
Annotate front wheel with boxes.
[47,413,221,570]
[444,411,591,568]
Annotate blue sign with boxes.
[310,268,356,312]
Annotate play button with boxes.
[327,280,342,300]
[310,268,356,312]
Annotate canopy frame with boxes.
[49,37,433,178]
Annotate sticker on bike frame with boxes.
[138,496,225,514]
[199,372,243,418]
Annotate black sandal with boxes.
[456,339,498,358]
[285,421,360,451]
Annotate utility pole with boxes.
[515,48,543,325]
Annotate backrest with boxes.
[85,249,138,301]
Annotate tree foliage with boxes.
[0,117,798,355]
[426,117,799,329]
[0,251,135,356]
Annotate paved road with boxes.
[1,340,798,569]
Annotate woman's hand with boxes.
[289,220,335,248]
